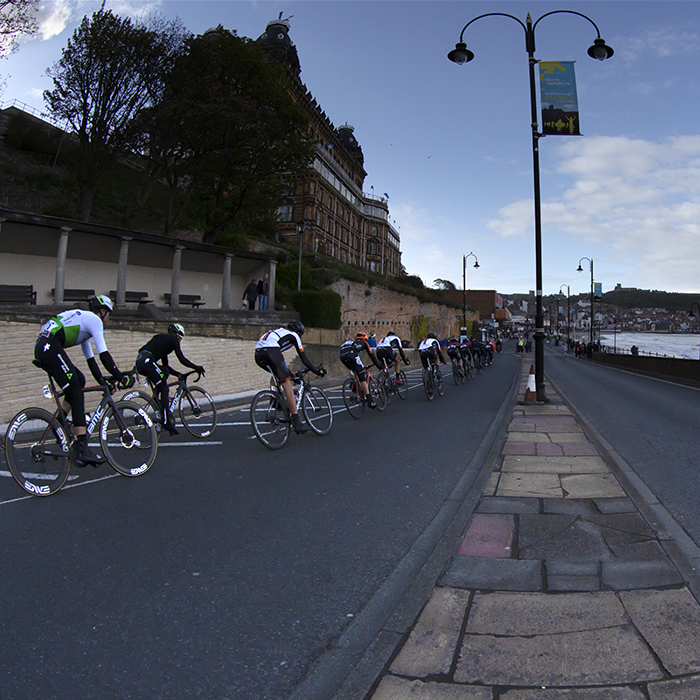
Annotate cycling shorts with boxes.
[419,348,437,370]
[255,347,292,383]
[340,352,367,383]
[447,347,461,360]
[376,347,396,367]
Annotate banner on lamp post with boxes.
[594,282,602,302]
[539,61,580,135]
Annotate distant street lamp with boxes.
[296,220,306,291]
[560,284,570,347]
[577,257,594,345]
[448,10,613,402]
[462,252,479,332]
[689,302,700,360]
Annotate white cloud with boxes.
[615,25,700,63]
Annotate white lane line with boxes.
[157,441,223,446]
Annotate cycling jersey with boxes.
[138,333,200,372]
[376,334,407,364]
[255,327,316,380]
[419,338,441,354]
[340,337,379,381]
[38,309,107,359]
[446,339,461,358]
[256,328,305,353]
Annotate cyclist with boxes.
[446,336,463,370]
[135,323,206,436]
[418,332,446,370]
[340,332,382,409]
[34,294,133,465]
[459,335,473,367]
[376,331,410,385]
[254,320,326,434]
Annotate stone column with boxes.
[54,226,71,304]
[268,260,277,311]
[221,253,233,309]
[116,236,131,308]
[170,245,184,308]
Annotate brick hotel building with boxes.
[256,18,402,277]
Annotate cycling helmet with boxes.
[287,319,305,336]
[427,332,437,340]
[356,332,368,340]
[387,331,396,337]
[168,323,185,337]
[88,294,113,313]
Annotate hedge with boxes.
[292,289,342,329]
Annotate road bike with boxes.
[421,358,444,401]
[451,357,466,385]
[250,367,332,449]
[4,365,158,497]
[342,365,387,419]
[377,357,408,403]
[121,369,217,439]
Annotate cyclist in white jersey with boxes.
[255,320,326,434]
[34,295,132,465]
[418,333,446,369]
[376,331,410,385]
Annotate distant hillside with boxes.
[602,288,698,312]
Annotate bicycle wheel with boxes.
[178,386,217,438]
[368,375,387,412]
[464,358,473,381]
[422,369,434,401]
[342,377,365,419]
[251,390,290,449]
[452,360,461,385]
[302,387,333,435]
[4,408,71,496]
[396,370,408,399]
[121,388,162,436]
[436,367,445,396]
[100,401,158,477]
[378,370,393,405]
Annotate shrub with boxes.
[291,289,341,329]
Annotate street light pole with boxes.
[296,220,306,292]
[448,11,613,403]
[462,252,479,333]
[560,284,570,347]
[577,257,594,345]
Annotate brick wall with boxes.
[0,320,349,426]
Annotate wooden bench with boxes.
[52,288,95,302]
[109,291,153,305]
[163,293,205,308]
[0,284,37,305]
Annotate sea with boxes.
[573,332,700,360]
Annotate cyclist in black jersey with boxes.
[254,320,326,434]
[34,294,132,465]
[135,323,205,435]
[340,332,382,408]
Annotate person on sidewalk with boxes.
[254,320,326,434]
[340,332,382,409]
[257,274,269,311]
[242,279,258,311]
[34,294,133,466]
[135,323,205,436]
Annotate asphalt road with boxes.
[545,344,700,549]
[0,343,519,700]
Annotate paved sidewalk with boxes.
[368,362,700,700]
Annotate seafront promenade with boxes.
[361,360,700,700]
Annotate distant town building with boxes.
[256,18,401,277]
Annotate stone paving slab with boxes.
[441,556,542,591]
[477,496,540,514]
[455,625,663,686]
[497,472,564,498]
[501,687,646,699]
[620,588,700,675]
[389,588,470,677]
[465,591,626,636]
[502,456,608,473]
[601,559,684,590]
[371,676,492,699]
[648,674,700,700]
[457,513,513,558]
[561,473,626,499]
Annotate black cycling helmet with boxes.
[427,332,437,340]
[88,294,113,313]
[168,323,185,337]
[287,319,305,336]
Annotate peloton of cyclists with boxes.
[375,331,410,384]
[418,332,446,369]
[254,320,326,434]
[135,323,206,435]
[339,332,382,409]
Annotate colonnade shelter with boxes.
[0,208,277,313]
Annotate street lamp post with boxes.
[689,302,700,360]
[577,257,594,345]
[560,284,570,348]
[296,220,306,292]
[448,11,613,403]
[462,252,479,333]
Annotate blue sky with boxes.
[2,0,700,297]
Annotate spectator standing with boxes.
[257,274,270,310]
[243,279,258,310]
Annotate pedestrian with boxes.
[257,274,269,311]
[242,278,257,311]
